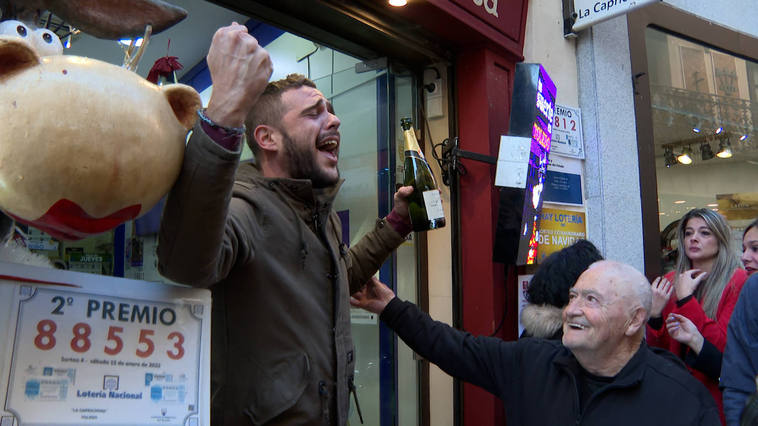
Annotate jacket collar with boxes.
[554,342,646,387]
[521,304,563,339]
[237,162,344,212]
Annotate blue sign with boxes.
[543,170,583,205]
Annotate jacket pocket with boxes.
[243,351,311,425]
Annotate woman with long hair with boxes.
[647,208,748,424]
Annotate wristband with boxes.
[197,109,245,136]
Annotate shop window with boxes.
[646,28,758,271]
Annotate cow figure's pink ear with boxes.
[161,83,202,130]
[0,36,40,81]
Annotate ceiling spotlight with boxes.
[717,138,733,159]
[664,146,677,167]
[700,142,714,161]
[715,127,724,135]
[677,146,693,165]
[691,119,702,133]
[388,0,407,6]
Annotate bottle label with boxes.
[422,190,445,220]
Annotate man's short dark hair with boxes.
[526,239,603,307]
[244,73,317,156]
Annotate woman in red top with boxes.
[647,208,748,424]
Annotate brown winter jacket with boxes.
[157,123,406,425]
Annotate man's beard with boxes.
[281,129,340,188]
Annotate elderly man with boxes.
[351,260,720,425]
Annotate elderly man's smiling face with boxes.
[561,264,636,356]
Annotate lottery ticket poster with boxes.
[0,261,211,426]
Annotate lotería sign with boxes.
[0,261,211,425]
[567,0,660,32]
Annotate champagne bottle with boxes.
[401,117,445,232]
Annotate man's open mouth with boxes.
[317,138,339,151]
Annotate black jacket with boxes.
[381,298,720,426]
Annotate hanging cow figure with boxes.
[0,0,201,241]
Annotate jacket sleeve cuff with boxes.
[684,338,722,381]
[200,120,243,151]
[676,294,694,307]
[379,297,404,325]
[648,316,663,330]
[385,210,412,237]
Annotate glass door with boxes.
[324,63,420,426]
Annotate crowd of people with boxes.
[353,215,758,426]
[152,23,758,426]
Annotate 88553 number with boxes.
[33,319,184,360]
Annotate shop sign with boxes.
[0,261,210,425]
[537,207,587,263]
[449,0,500,21]
[550,104,584,159]
[568,0,660,32]
[442,0,518,39]
[472,0,499,17]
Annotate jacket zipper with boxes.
[567,370,582,425]
[349,375,364,424]
[319,380,330,424]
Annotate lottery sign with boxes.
[550,104,584,159]
[0,261,211,425]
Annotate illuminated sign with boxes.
[494,63,556,266]
[520,65,555,265]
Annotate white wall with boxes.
[577,15,644,270]
[422,64,455,426]
[523,0,579,108]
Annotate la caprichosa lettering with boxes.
[577,0,629,18]
[86,300,176,326]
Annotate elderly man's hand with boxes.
[205,22,273,128]
[650,276,673,318]
[350,276,396,315]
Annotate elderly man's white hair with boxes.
[587,260,652,320]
